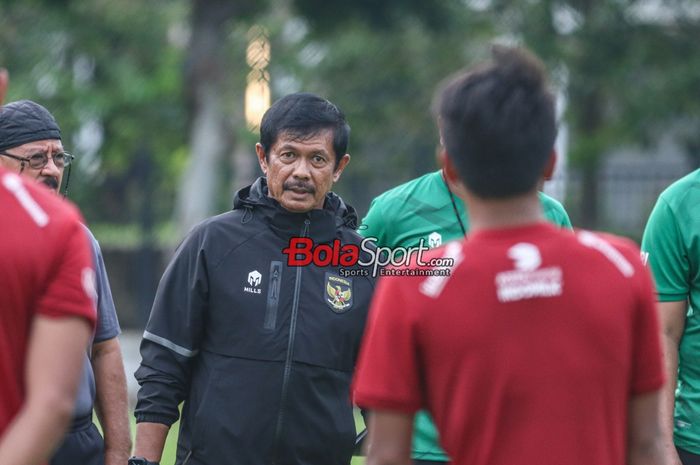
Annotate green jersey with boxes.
[641,168,700,454]
[359,170,573,461]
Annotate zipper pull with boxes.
[271,267,279,299]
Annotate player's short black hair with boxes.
[435,46,557,198]
[259,93,350,169]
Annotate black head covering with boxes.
[0,100,61,152]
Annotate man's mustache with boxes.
[40,177,59,191]
[283,181,315,194]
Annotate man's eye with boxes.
[312,155,326,164]
[54,153,65,162]
[280,152,295,159]
[30,153,47,163]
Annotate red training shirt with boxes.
[0,169,96,437]
[354,223,664,465]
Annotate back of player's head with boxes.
[436,46,556,198]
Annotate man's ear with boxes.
[441,150,458,184]
[543,149,557,181]
[0,68,8,105]
[255,143,268,175]
[440,150,468,199]
[333,154,351,183]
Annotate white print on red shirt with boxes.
[495,243,563,303]
[2,173,49,227]
[420,241,464,298]
[577,231,635,277]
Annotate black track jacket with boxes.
[134,177,376,465]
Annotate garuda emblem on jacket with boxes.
[325,273,353,313]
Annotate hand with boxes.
[0,68,8,105]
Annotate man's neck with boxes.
[465,191,544,232]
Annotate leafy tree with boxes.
[0,0,189,232]
[492,0,700,226]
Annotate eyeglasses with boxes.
[0,151,74,169]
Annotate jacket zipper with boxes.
[264,261,283,330]
[271,219,310,464]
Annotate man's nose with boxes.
[292,158,311,179]
[41,156,61,176]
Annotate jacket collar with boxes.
[233,177,358,243]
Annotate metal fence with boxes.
[561,162,694,241]
[108,161,697,329]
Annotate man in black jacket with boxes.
[131,93,376,465]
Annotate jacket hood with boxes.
[233,177,359,240]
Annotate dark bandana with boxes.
[0,100,61,151]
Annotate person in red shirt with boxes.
[0,167,96,465]
[353,46,667,465]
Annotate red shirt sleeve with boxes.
[630,257,665,395]
[353,274,425,413]
[36,209,97,328]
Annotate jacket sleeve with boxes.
[134,226,209,426]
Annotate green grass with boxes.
[125,409,366,465]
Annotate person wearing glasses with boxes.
[0,99,131,465]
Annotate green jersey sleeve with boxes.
[359,197,392,245]
[641,197,690,302]
[539,192,573,229]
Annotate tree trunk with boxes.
[175,0,238,237]
[231,139,258,196]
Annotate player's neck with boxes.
[465,191,544,232]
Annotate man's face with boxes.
[0,139,65,193]
[256,129,350,213]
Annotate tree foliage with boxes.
[2,0,698,238]
[0,0,189,229]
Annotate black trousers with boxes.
[678,446,700,465]
[50,418,105,465]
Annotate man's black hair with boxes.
[259,92,350,169]
[436,46,557,198]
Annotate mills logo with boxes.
[244,270,262,295]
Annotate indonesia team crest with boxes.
[325,273,353,313]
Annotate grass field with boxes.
[126,408,367,465]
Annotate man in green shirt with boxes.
[641,168,700,465]
[359,167,572,464]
